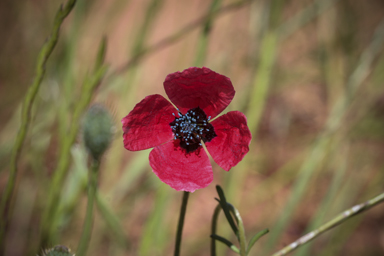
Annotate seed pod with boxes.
[83,104,114,161]
[40,245,74,256]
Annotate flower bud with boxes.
[83,104,114,160]
[40,245,74,256]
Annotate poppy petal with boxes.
[205,111,251,171]
[149,141,213,192]
[164,67,235,118]
[122,94,178,151]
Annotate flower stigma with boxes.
[170,107,217,153]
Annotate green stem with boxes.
[0,0,77,251]
[40,41,107,247]
[210,204,222,256]
[271,192,384,256]
[174,191,190,256]
[77,160,100,256]
[228,204,246,256]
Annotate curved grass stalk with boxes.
[271,192,384,256]
[228,204,247,256]
[211,204,222,256]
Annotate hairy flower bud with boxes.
[39,245,74,256]
[83,104,114,160]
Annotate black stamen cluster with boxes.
[170,107,216,153]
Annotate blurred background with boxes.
[1,0,384,255]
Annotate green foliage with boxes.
[1,0,384,255]
[211,186,269,256]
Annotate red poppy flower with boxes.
[122,67,251,192]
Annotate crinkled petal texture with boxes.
[206,111,251,171]
[149,141,213,192]
[164,67,235,119]
[122,94,178,151]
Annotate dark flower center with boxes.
[170,107,217,153]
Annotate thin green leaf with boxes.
[246,228,269,255]
[216,186,239,237]
[210,234,240,254]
